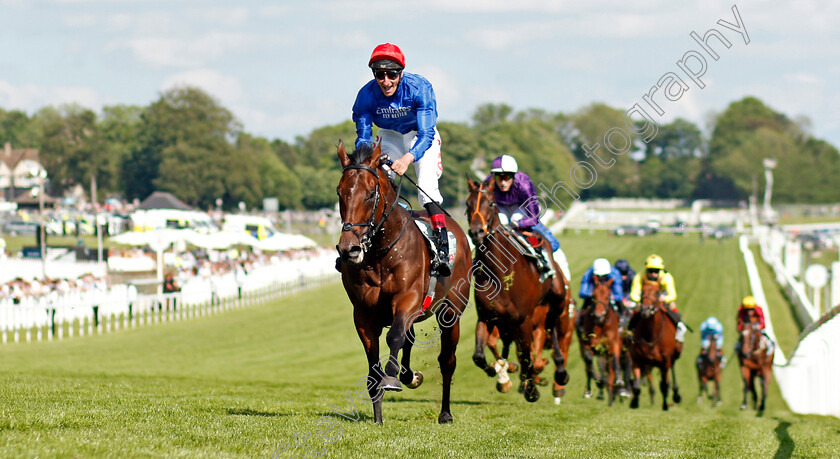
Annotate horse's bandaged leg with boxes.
[676,322,687,342]
[493,359,511,384]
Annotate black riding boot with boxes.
[432,227,451,277]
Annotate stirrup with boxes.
[432,227,451,277]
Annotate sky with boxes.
[1,0,839,149]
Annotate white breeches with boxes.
[376,128,443,206]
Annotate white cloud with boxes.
[465,22,557,51]
[413,65,461,112]
[62,13,98,27]
[0,80,105,112]
[189,7,250,27]
[160,69,244,105]
[117,32,259,67]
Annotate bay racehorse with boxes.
[629,280,682,410]
[696,336,722,406]
[465,177,569,403]
[738,321,773,413]
[576,276,624,405]
[335,142,472,424]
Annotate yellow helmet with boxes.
[742,296,756,309]
[645,254,665,270]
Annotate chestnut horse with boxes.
[465,177,570,403]
[696,337,722,406]
[738,321,773,413]
[629,280,682,410]
[576,277,624,405]
[335,142,472,424]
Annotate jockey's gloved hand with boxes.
[380,154,393,168]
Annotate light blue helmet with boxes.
[706,316,721,327]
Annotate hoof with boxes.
[619,388,632,399]
[497,380,513,393]
[583,390,592,399]
[553,388,566,398]
[630,398,639,409]
[377,376,402,392]
[673,392,682,404]
[507,362,519,373]
[697,397,703,405]
[554,397,561,405]
[438,412,453,424]
[555,369,570,386]
[523,380,540,403]
[596,391,605,401]
[404,371,423,389]
[715,400,722,407]
[740,404,747,410]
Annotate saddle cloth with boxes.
[413,219,457,272]
[505,229,554,280]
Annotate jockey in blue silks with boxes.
[699,316,726,366]
[483,154,571,282]
[351,43,450,276]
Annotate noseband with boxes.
[340,163,404,253]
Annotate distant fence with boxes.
[741,234,840,418]
[0,253,339,344]
[0,258,107,284]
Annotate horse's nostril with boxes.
[349,246,362,256]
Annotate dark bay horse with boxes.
[629,280,682,410]
[576,277,624,405]
[465,177,570,403]
[738,321,773,413]
[335,141,472,424]
[696,337,722,406]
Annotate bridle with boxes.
[339,163,405,253]
[637,284,665,347]
[467,183,499,238]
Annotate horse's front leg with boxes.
[660,364,671,411]
[758,368,769,413]
[670,355,682,404]
[581,342,596,399]
[354,311,384,424]
[399,325,424,389]
[473,318,497,377]
[739,364,750,410]
[515,319,539,402]
[380,296,421,392]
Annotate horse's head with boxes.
[465,176,499,246]
[336,140,386,264]
[590,275,613,324]
[639,280,662,319]
[741,322,761,357]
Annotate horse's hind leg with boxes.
[758,370,768,414]
[596,354,608,400]
[550,327,569,403]
[740,365,750,410]
[437,302,461,424]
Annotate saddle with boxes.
[503,227,554,281]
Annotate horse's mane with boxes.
[349,144,375,166]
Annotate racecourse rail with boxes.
[0,252,339,344]
[741,232,840,419]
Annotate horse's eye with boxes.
[365,192,375,201]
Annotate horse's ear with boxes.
[367,142,382,167]
[337,140,351,168]
[466,174,477,191]
[486,177,496,191]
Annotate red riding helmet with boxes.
[368,43,405,69]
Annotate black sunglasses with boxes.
[494,172,514,181]
[374,69,401,80]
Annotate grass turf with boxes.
[1,232,839,457]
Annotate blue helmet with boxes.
[705,316,721,327]
[614,259,631,275]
